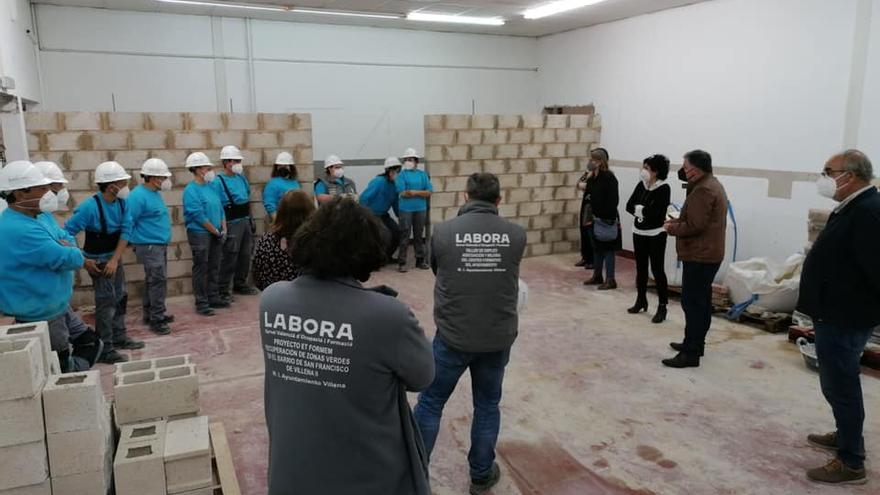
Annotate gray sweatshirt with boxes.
[431,201,527,353]
[259,275,434,495]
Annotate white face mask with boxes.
[404,160,417,170]
[115,185,131,200]
[55,188,70,207]
[203,170,216,183]
[231,164,244,175]
[39,191,59,213]
[161,179,172,191]
[639,168,651,184]
[817,174,841,200]
[333,168,345,179]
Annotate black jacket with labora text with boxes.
[797,187,880,329]
[431,201,527,353]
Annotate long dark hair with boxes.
[271,164,298,180]
[271,190,315,242]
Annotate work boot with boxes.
[416,259,430,270]
[652,304,668,324]
[806,458,867,485]
[149,322,171,336]
[662,352,700,368]
[583,275,604,286]
[98,349,129,364]
[197,307,215,317]
[469,462,501,495]
[808,432,838,451]
[398,264,408,273]
[233,286,259,296]
[116,337,145,350]
[669,342,704,357]
[627,298,648,314]
[142,314,175,325]
[574,259,587,267]
[209,299,230,309]
[597,279,617,291]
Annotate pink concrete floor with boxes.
[88,254,880,494]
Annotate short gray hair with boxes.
[840,149,874,181]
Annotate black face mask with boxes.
[677,167,688,182]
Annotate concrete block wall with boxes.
[25,111,314,307]
[425,113,601,257]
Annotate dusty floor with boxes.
[90,254,880,494]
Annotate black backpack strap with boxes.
[93,195,107,235]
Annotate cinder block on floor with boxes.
[46,418,109,477]
[164,416,212,494]
[50,468,111,495]
[0,339,44,401]
[119,419,167,445]
[0,441,48,491]
[0,322,52,378]
[42,371,103,434]
[0,478,51,495]
[114,438,167,495]
[114,364,199,425]
[0,392,45,447]
[115,354,192,374]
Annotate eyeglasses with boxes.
[822,168,848,178]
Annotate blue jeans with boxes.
[814,322,874,469]
[588,226,615,280]
[413,336,511,481]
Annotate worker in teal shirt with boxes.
[395,148,432,272]
[263,151,301,222]
[0,160,93,369]
[360,157,402,262]
[211,144,258,300]
[184,152,227,316]
[34,160,75,245]
[65,161,145,363]
[127,158,174,335]
[315,155,357,204]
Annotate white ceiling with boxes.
[32,0,713,37]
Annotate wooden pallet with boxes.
[210,422,242,495]
[788,326,880,371]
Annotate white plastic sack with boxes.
[518,279,529,314]
[724,254,804,313]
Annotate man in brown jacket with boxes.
[663,149,728,368]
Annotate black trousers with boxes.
[633,233,669,305]
[681,261,721,354]
[579,225,594,263]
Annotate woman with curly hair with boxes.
[251,190,315,291]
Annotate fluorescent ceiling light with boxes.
[523,0,609,20]
[407,12,505,26]
[292,8,402,20]
[156,0,288,12]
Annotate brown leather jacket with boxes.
[667,174,728,264]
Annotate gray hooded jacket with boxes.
[431,201,527,353]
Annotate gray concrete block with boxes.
[119,419,167,445]
[114,438,167,495]
[46,422,108,477]
[176,487,214,495]
[0,441,48,490]
[50,469,111,495]
[164,416,212,494]
[0,478,51,495]
[113,364,199,425]
[0,322,51,379]
[0,339,44,401]
[0,392,45,448]
[42,371,103,434]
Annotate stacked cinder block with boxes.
[0,333,49,494]
[425,113,602,257]
[113,355,200,426]
[42,371,114,495]
[163,416,213,494]
[115,420,167,495]
[25,111,315,307]
[0,322,53,378]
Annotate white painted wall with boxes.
[35,5,539,161]
[538,0,876,265]
[858,0,880,161]
[0,0,40,102]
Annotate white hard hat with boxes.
[34,161,68,184]
[185,152,212,169]
[401,148,421,160]
[140,158,172,177]
[0,160,51,192]
[95,161,132,184]
[324,155,343,169]
[384,157,402,169]
[275,151,295,166]
[220,145,244,161]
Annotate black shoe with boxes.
[584,264,594,270]
[669,342,704,357]
[116,337,145,350]
[416,260,430,270]
[149,322,171,335]
[209,300,231,309]
[575,259,587,267]
[98,349,129,364]
[398,264,408,273]
[469,462,501,495]
[662,352,700,368]
[627,299,648,314]
[197,307,215,316]
[142,314,175,325]
[652,305,667,324]
[583,276,604,286]
[233,286,259,296]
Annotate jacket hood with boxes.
[458,200,498,216]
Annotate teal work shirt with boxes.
[211,173,251,223]
[396,169,433,213]
[360,176,399,216]
[39,212,77,245]
[125,185,172,245]
[184,182,225,234]
[0,209,83,322]
[263,177,302,215]
[64,194,130,259]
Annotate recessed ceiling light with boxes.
[523,0,609,20]
[407,12,505,26]
[156,0,288,12]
